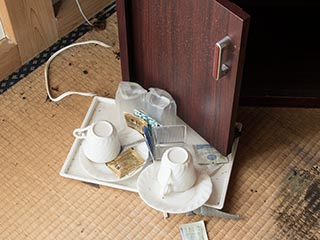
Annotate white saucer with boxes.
[80,142,149,182]
[137,163,212,214]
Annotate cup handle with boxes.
[73,125,90,139]
[160,169,172,198]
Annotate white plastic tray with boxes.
[60,96,241,209]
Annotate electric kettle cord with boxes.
[75,0,94,27]
[44,40,111,102]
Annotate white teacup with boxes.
[73,120,121,163]
[157,147,197,197]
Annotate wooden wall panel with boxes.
[0,39,21,80]
[0,0,113,81]
[0,0,16,43]
[0,21,6,40]
[0,0,58,63]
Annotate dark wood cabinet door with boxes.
[116,0,249,156]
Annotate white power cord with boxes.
[44,40,111,102]
[75,0,94,26]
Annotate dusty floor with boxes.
[0,13,319,240]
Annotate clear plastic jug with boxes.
[144,88,177,125]
[115,81,147,127]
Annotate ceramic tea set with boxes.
[73,82,214,214]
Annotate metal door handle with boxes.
[213,36,232,80]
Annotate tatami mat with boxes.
[0,13,319,240]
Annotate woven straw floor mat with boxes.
[0,13,319,240]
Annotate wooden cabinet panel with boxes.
[116,0,249,155]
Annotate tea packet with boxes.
[124,112,148,135]
[179,220,208,240]
[193,144,229,165]
[106,148,145,178]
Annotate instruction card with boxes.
[179,220,208,240]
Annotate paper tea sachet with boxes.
[179,220,208,240]
[106,148,145,178]
[124,112,148,135]
[193,144,228,165]
[124,110,160,135]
